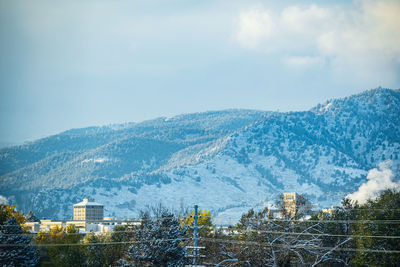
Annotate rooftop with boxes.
[73,198,103,207]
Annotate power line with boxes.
[0,237,192,248]
[253,219,400,224]
[4,222,400,240]
[201,238,400,254]
[3,229,400,240]
[3,236,400,255]
[4,227,400,240]
[228,229,400,239]
[5,217,398,229]
[3,221,400,240]
[2,235,400,254]
[213,219,400,226]
[1,226,191,235]
[329,208,400,211]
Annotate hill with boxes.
[1,89,399,222]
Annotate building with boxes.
[317,206,338,219]
[22,199,139,233]
[73,198,104,221]
[321,206,336,215]
[283,192,298,218]
[23,219,129,233]
[281,192,315,219]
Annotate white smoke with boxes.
[0,195,8,205]
[347,161,400,204]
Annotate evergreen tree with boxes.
[0,217,39,267]
[123,208,188,266]
[84,233,107,267]
[25,211,40,223]
[351,189,400,266]
[105,225,134,265]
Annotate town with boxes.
[3,189,399,266]
[22,193,332,234]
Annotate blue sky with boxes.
[0,0,399,144]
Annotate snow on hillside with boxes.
[1,88,399,223]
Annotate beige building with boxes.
[73,198,104,221]
[283,192,298,218]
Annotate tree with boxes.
[102,225,134,266]
[351,189,400,266]
[311,198,358,266]
[36,225,85,266]
[311,190,400,266]
[84,233,108,267]
[25,211,40,223]
[181,208,234,266]
[123,207,188,266]
[181,208,213,238]
[0,204,26,225]
[231,206,353,266]
[0,217,39,266]
[83,225,134,267]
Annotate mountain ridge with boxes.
[1,88,399,222]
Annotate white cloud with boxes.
[0,195,8,205]
[347,161,400,204]
[235,0,400,81]
[281,5,331,35]
[316,0,400,83]
[235,5,276,49]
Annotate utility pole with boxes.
[185,205,205,267]
[193,204,199,265]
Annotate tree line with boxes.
[1,189,399,266]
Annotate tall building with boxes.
[283,192,298,218]
[73,198,104,221]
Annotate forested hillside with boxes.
[0,89,399,221]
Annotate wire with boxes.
[245,219,400,224]
[1,227,193,236]
[3,236,400,255]
[0,237,192,248]
[201,238,400,254]
[4,217,397,229]
[228,229,400,239]
[3,228,400,240]
[2,235,400,254]
[329,208,400,211]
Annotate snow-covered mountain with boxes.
[1,88,399,223]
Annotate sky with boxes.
[1,0,399,145]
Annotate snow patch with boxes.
[81,157,109,164]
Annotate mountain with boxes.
[0,89,399,222]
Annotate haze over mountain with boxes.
[1,88,399,222]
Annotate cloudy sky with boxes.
[1,0,399,144]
